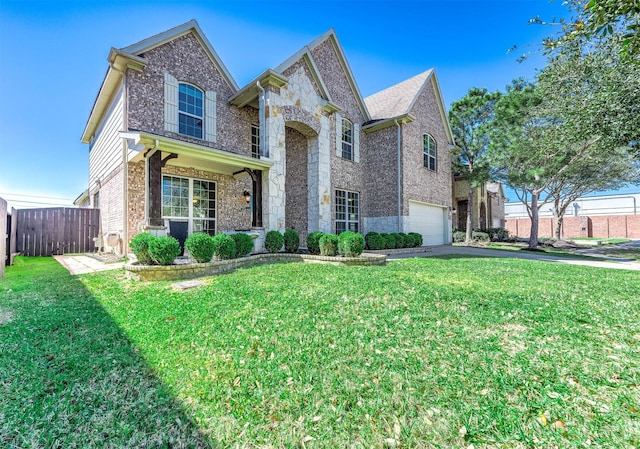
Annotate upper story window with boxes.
[335,113,360,162]
[341,118,353,160]
[164,72,217,143]
[251,124,260,159]
[178,83,204,139]
[423,134,437,171]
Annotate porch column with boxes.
[261,88,286,232]
[148,150,163,226]
[307,114,332,233]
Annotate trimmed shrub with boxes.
[265,230,284,253]
[283,229,300,253]
[231,233,254,258]
[306,231,324,255]
[404,233,417,248]
[487,227,509,242]
[392,233,406,249]
[453,231,466,243]
[130,232,157,265]
[338,231,365,257]
[383,233,396,249]
[365,231,385,250]
[319,233,339,256]
[472,231,490,242]
[148,236,181,266]
[409,232,423,247]
[185,232,214,263]
[212,233,236,260]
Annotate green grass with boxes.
[2,256,640,447]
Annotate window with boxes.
[162,175,216,235]
[423,134,437,171]
[335,189,359,234]
[93,192,99,209]
[178,83,204,139]
[341,118,353,160]
[251,124,260,159]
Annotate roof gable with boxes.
[121,19,238,91]
[301,29,370,120]
[364,69,454,143]
[274,48,332,103]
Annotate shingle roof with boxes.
[364,69,433,120]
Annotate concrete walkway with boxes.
[53,255,125,275]
[387,245,640,271]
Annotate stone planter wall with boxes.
[126,252,387,282]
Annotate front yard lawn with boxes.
[1,256,639,447]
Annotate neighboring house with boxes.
[80,20,455,254]
[452,176,506,231]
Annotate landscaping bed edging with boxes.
[126,252,387,281]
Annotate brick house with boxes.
[452,178,506,231]
[80,20,455,254]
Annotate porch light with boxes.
[243,190,251,204]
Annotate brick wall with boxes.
[506,215,640,239]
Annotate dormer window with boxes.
[178,83,204,139]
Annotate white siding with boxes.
[88,83,125,192]
[88,83,125,236]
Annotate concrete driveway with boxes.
[387,244,640,271]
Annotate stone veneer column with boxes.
[307,114,332,233]
[262,88,287,232]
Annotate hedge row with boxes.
[130,231,255,266]
[304,231,365,257]
[453,227,510,243]
[364,232,423,250]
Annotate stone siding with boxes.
[364,126,399,219]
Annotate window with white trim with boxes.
[178,83,204,139]
[162,175,216,235]
[335,189,359,234]
[164,73,216,142]
[423,134,437,171]
[251,124,260,159]
[341,118,353,160]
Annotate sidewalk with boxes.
[53,255,125,275]
[387,245,640,271]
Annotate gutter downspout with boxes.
[111,62,129,255]
[395,118,402,232]
[256,81,267,157]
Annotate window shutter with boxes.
[164,72,178,133]
[205,91,217,143]
[353,122,360,163]
[335,112,342,157]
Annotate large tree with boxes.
[538,39,640,238]
[448,88,501,242]
[540,0,640,58]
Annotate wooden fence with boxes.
[15,208,100,257]
[1,197,6,277]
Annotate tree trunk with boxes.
[553,215,563,240]
[465,187,474,243]
[528,192,540,249]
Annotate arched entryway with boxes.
[285,121,317,245]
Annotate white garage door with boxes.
[409,201,446,246]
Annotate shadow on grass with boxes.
[0,257,210,447]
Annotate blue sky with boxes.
[3,0,629,209]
